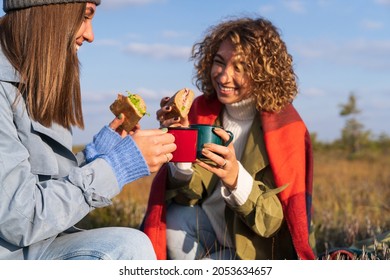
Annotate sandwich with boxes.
[109,91,148,132]
[163,88,195,119]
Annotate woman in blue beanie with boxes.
[0,1,176,260]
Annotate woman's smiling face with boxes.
[211,39,252,104]
[75,3,96,51]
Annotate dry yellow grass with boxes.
[312,150,390,254]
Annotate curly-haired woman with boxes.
[143,17,316,260]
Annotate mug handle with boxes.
[224,130,234,146]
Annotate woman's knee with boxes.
[103,227,156,260]
[166,203,202,231]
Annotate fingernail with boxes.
[165,106,171,110]
[160,127,168,132]
[118,113,123,120]
[174,117,180,121]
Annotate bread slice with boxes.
[110,92,147,131]
[164,88,195,119]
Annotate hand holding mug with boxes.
[131,128,176,173]
[191,125,238,190]
[189,124,233,159]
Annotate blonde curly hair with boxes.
[191,16,298,113]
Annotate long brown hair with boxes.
[0,3,86,129]
[192,17,298,113]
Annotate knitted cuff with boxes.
[168,162,193,182]
[222,162,252,206]
[101,136,150,189]
[84,125,122,163]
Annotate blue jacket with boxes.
[0,48,146,259]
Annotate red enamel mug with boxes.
[167,127,198,162]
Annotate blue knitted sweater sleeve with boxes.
[84,125,122,162]
[84,126,150,190]
[101,136,150,189]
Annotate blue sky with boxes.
[3,0,390,144]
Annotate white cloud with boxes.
[294,46,324,59]
[342,39,390,69]
[370,98,390,110]
[375,0,390,6]
[283,0,306,13]
[316,0,332,7]
[293,39,390,71]
[123,43,191,59]
[361,19,384,30]
[161,30,189,39]
[135,87,161,100]
[94,39,121,47]
[258,4,275,14]
[301,87,326,97]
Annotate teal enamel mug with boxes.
[190,124,234,159]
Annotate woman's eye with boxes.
[213,57,224,65]
[234,64,244,73]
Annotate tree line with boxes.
[310,92,390,156]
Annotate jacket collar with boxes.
[0,47,20,83]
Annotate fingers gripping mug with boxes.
[189,124,234,159]
[167,127,198,162]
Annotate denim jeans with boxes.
[166,202,236,260]
[0,227,156,260]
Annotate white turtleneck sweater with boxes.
[169,97,257,248]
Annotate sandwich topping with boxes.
[181,88,191,112]
[127,91,148,116]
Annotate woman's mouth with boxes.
[218,84,237,94]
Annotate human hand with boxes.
[195,128,239,190]
[131,128,177,173]
[156,97,190,128]
[109,113,140,137]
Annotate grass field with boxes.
[311,150,390,258]
[76,148,390,259]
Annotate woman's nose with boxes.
[83,22,95,43]
[218,65,234,83]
